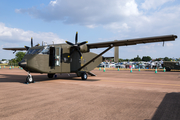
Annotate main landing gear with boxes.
[76,71,88,80]
[81,72,87,80]
[25,72,34,84]
[47,73,55,78]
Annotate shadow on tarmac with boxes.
[0,73,100,83]
[150,92,180,120]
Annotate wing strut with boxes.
[78,45,113,71]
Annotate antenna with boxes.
[52,41,54,47]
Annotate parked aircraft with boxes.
[3,32,177,83]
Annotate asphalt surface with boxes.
[0,68,180,120]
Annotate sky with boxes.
[0,0,180,60]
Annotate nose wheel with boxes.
[25,72,34,84]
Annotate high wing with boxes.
[87,35,177,49]
[3,47,26,51]
[3,37,34,51]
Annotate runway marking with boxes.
[101,80,180,87]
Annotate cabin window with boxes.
[55,47,61,66]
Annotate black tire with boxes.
[26,75,34,83]
[48,74,54,78]
[81,72,87,80]
[166,68,171,71]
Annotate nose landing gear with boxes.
[25,72,34,84]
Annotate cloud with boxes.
[141,0,174,10]
[14,0,180,59]
[50,0,58,6]
[15,0,140,27]
[0,22,64,44]
[15,0,180,38]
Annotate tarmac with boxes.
[0,68,180,120]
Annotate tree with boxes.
[132,55,141,61]
[142,56,152,61]
[15,52,26,63]
[1,59,7,61]
[118,58,124,62]
[154,58,163,61]
[9,59,16,63]
[163,57,172,61]
[123,59,130,62]
[8,58,17,66]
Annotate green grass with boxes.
[0,63,8,66]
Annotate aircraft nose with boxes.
[18,60,27,69]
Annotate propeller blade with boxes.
[68,48,75,58]
[78,41,88,46]
[35,44,40,46]
[31,37,33,47]
[66,41,74,46]
[24,46,30,50]
[75,32,78,45]
[76,47,82,59]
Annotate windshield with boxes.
[26,49,42,55]
[38,46,50,54]
[26,46,50,55]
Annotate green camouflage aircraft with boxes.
[3,32,177,83]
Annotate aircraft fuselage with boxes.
[19,44,102,74]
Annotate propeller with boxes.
[24,37,39,50]
[65,32,88,59]
[31,37,33,47]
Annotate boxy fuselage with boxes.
[19,44,102,74]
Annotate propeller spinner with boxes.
[66,32,88,59]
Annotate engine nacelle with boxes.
[80,44,89,53]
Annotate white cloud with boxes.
[50,0,58,6]
[16,0,140,27]
[141,0,174,10]
[15,0,180,41]
[0,22,64,44]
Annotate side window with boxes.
[55,47,61,66]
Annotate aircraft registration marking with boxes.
[101,80,180,87]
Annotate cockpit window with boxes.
[26,46,50,55]
[39,46,50,54]
[26,49,41,55]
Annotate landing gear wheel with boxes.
[81,72,87,80]
[166,68,171,71]
[26,75,34,83]
[48,74,54,78]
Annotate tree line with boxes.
[107,55,176,62]
[1,52,177,65]
[7,52,26,65]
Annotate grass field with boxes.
[0,63,8,66]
